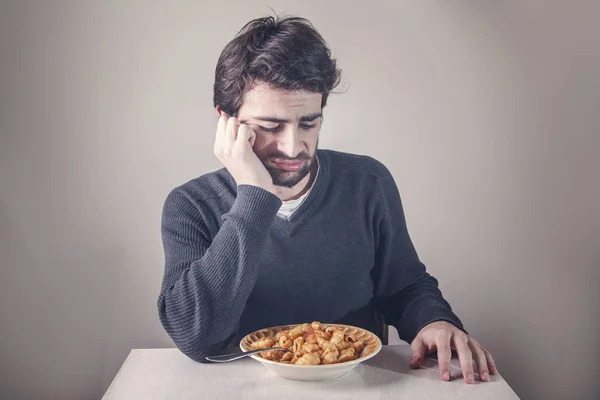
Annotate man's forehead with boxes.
[239,85,322,121]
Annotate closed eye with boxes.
[258,125,281,133]
[257,124,316,133]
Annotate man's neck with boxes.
[273,159,319,202]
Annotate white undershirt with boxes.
[277,164,320,220]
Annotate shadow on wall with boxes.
[0,198,127,400]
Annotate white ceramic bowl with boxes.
[239,323,382,381]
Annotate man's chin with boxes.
[262,154,316,188]
[270,172,306,188]
[268,164,312,188]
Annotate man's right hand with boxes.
[213,114,275,194]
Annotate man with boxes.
[158,15,498,384]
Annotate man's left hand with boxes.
[409,321,498,383]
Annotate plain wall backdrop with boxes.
[1,1,599,399]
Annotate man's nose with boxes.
[277,127,303,158]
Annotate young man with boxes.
[158,15,497,383]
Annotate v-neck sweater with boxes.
[158,149,464,362]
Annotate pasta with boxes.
[249,322,365,365]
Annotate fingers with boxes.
[214,114,227,153]
[225,116,238,142]
[453,333,475,384]
[484,347,499,375]
[216,114,250,160]
[413,321,498,384]
[409,337,426,369]
[211,112,273,191]
[435,332,452,382]
[236,124,256,148]
[469,340,490,382]
[248,126,256,147]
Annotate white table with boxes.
[102,346,519,399]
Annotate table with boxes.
[102,345,519,399]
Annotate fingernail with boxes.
[482,371,489,381]
[443,371,450,381]
[467,373,474,383]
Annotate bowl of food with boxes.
[239,321,382,381]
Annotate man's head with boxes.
[213,16,341,188]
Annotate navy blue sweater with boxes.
[158,149,464,362]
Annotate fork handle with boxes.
[205,347,287,363]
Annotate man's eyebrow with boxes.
[300,112,323,122]
[246,112,322,124]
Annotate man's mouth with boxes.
[270,159,305,172]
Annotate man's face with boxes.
[237,82,322,188]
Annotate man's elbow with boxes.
[157,294,235,364]
[159,321,216,364]
[178,343,212,364]
[175,337,232,364]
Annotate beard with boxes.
[261,149,317,189]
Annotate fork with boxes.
[205,347,288,363]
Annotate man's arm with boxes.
[158,184,281,362]
[370,162,465,343]
[370,161,498,383]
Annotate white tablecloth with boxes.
[103,345,519,399]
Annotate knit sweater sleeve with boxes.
[157,184,281,363]
[370,162,467,343]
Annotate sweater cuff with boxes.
[224,184,282,231]
[399,306,467,343]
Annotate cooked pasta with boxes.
[250,322,365,365]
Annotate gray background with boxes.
[1,1,598,399]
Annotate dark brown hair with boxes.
[213,15,342,116]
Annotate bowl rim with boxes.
[239,323,383,369]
